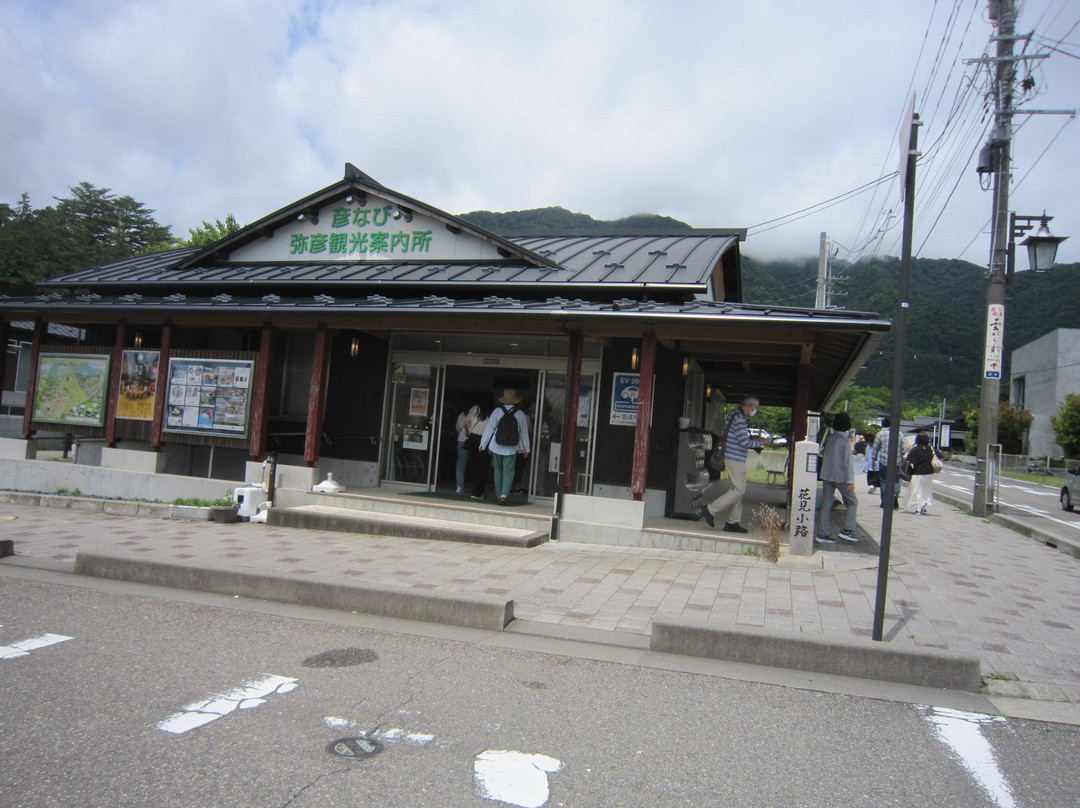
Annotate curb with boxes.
[650,618,983,692]
[936,492,1080,558]
[72,551,514,632]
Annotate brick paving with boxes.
[2,486,1078,693]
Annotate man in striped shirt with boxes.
[700,396,771,534]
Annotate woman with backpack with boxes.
[480,388,531,506]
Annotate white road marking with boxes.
[158,674,298,734]
[474,749,562,808]
[0,633,73,660]
[923,707,1016,808]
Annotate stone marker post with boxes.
[788,440,819,556]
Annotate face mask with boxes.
[749,408,758,418]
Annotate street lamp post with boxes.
[973,211,1066,517]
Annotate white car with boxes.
[1061,466,1080,512]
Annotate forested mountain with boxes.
[742,254,1080,403]
[464,207,1080,404]
[461,206,694,234]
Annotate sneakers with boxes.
[698,508,715,528]
[455,487,464,495]
[723,522,749,534]
[918,505,927,515]
[470,494,483,500]
[815,534,837,545]
[837,530,858,543]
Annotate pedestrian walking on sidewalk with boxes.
[872,418,900,509]
[903,431,942,515]
[816,411,859,546]
[480,388,531,506]
[699,395,771,533]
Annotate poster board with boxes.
[32,353,110,426]
[163,358,254,438]
[115,350,160,421]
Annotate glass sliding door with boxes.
[384,362,442,486]
[529,370,597,497]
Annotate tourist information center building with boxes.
[0,165,890,547]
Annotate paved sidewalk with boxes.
[2,486,1078,702]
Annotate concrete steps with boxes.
[267,492,550,548]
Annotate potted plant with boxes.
[170,494,239,523]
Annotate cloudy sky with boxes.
[2,0,1078,265]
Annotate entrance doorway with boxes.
[381,358,599,501]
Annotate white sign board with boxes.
[983,304,1005,379]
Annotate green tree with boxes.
[0,183,173,294]
[966,401,1032,455]
[1050,393,1080,459]
[179,214,241,247]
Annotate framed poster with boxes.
[32,353,110,426]
[116,350,160,421]
[163,358,254,438]
[409,387,429,416]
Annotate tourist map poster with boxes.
[115,350,160,421]
[163,358,253,438]
[32,353,110,426]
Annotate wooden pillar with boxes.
[249,322,274,459]
[630,331,656,501]
[21,319,46,438]
[303,323,330,466]
[560,328,584,493]
[792,346,812,442]
[105,322,126,447]
[150,321,172,450]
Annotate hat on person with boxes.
[498,388,522,405]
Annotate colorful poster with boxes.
[163,358,254,438]
[116,350,160,421]
[409,387,429,416]
[32,353,110,426]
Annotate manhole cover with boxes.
[303,648,379,668]
[328,737,383,760]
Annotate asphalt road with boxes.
[3,573,1079,808]
[933,466,1080,539]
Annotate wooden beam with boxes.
[150,321,172,450]
[304,323,330,466]
[631,331,656,501]
[105,321,126,447]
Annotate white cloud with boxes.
[2,0,1077,264]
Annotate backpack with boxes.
[494,405,520,447]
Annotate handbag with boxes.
[931,453,944,474]
[708,442,726,473]
[899,461,913,482]
[708,411,739,473]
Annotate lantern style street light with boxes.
[1009,213,1067,279]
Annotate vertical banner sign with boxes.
[983,304,1005,379]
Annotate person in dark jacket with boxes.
[816,411,859,545]
[903,431,942,514]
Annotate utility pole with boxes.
[815,232,829,309]
[972,0,1016,517]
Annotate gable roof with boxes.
[39,164,743,302]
